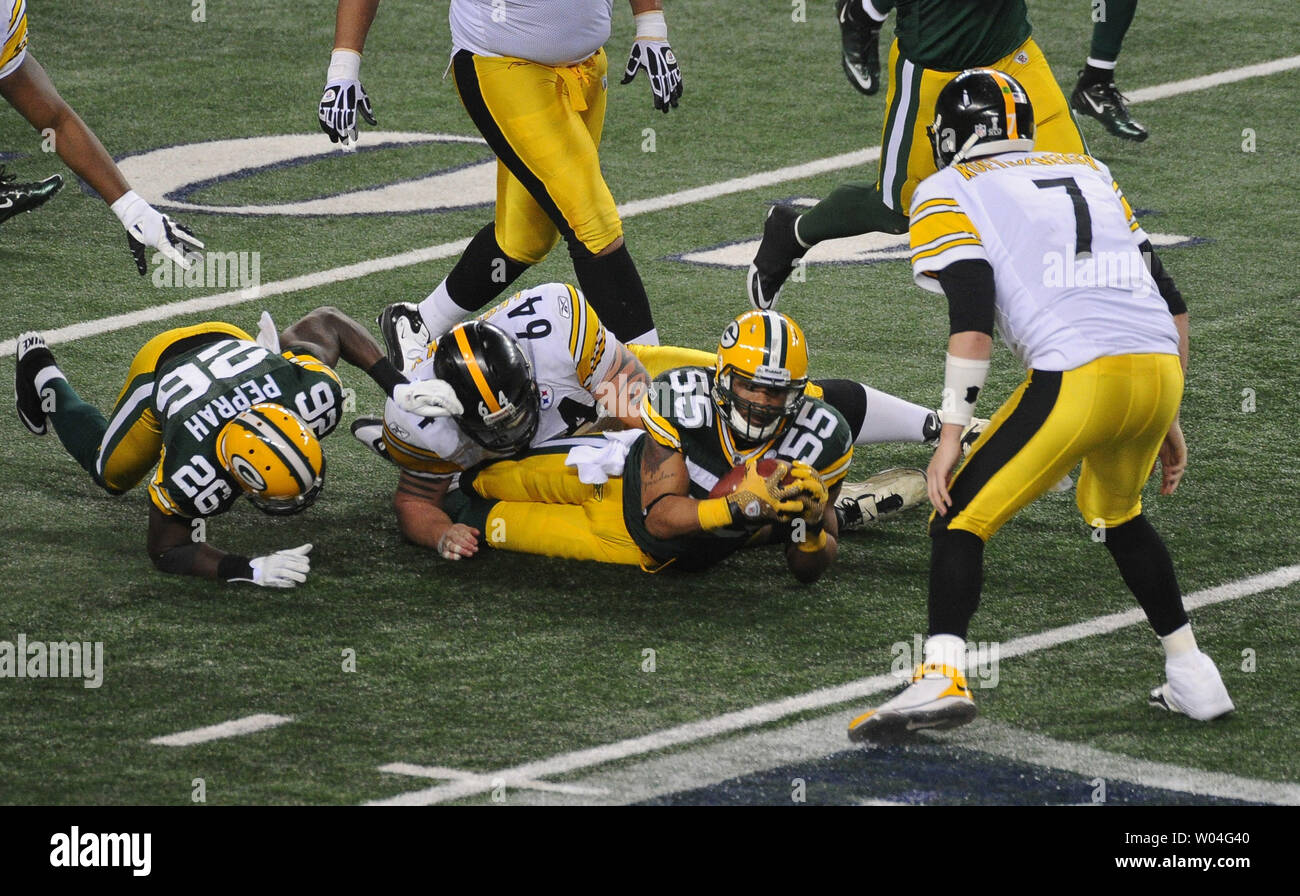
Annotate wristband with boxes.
[217,554,255,582]
[939,353,990,427]
[697,497,734,532]
[328,48,362,82]
[795,529,829,553]
[109,190,143,226]
[366,357,406,398]
[633,10,668,40]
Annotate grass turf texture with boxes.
[0,1,1296,804]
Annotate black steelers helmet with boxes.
[432,320,541,454]
[928,68,1036,169]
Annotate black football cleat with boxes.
[377,302,430,374]
[746,205,807,311]
[836,0,883,96]
[1070,75,1149,142]
[0,166,63,225]
[350,416,391,463]
[15,331,58,435]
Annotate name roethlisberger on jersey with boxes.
[952,151,1100,180]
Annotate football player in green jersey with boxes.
[1070,0,1148,142]
[14,308,459,588]
[748,0,1088,310]
[452,310,856,583]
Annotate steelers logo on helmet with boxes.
[216,403,325,516]
[433,320,541,455]
[928,68,1036,169]
[713,309,809,444]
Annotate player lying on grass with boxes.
[358,283,987,551]
[847,70,1232,742]
[0,0,201,271]
[14,308,456,588]
[361,298,922,582]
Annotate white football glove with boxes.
[392,378,464,418]
[249,544,313,588]
[621,12,682,113]
[110,191,204,275]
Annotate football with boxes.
[709,458,794,499]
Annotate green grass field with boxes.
[1,0,1296,806]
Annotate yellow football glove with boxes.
[787,461,829,525]
[698,458,803,531]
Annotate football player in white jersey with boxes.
[369,283,650,560]
[318,0,682,348]
[848,69,1233,742]
[0,0,202,270]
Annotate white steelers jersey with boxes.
[383,282,618,478]
[1,0,29,80]
[909,151,1179,372]
[450,0,614,67]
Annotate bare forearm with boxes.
[393,477,454,549]
[629,0,664,15]
[334,0,382,52]
[2,57,129,203]
[1173,312,1189,375]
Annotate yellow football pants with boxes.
[453,49,621,264]
[96,322,251,492]
[468,446,655,568]
[933,353,1183,541]
[879,37,1087,212]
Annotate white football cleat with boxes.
[1149,650,1235,721]
[378,302,431,375]
[835,467,926,531]
[848,663,977,743]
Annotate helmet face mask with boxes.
[929,68,1036,169]
[712,310,809,445]
[433,320,542,456]
[217,403,326,516]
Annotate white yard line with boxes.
[149,713,293,747]
[368,564,1300,805]
[6,54,1300,360]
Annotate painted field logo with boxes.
[0,634,103,689]
[50,827,150,877]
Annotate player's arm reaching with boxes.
[279,306,461,416]
[926,259,996,515]
[147,506,312,589]
[393,471,479,561]
[0,55,203,273]
[319,0,381,147]
[622,0,683,113]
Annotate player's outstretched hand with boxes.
[437,524,480,561]
[318,79,376,148]
[927,435,963,515]
[788,460,828,524]
[111,191,204,275]
[621,12,682,113]
[249,544,314,588]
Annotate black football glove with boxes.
[318,79,377,148]
[621,38,682,113]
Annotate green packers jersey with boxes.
[894,0,1031,70]
[147,338,343,518]
[623,366,854,570]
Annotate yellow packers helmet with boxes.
[216,403,325,516]
[713,310,809,443]
[929,68,1036,168]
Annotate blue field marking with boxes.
[638,744,1258,806]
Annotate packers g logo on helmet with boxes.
[713,310,809,443]
[216,403,325,516]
